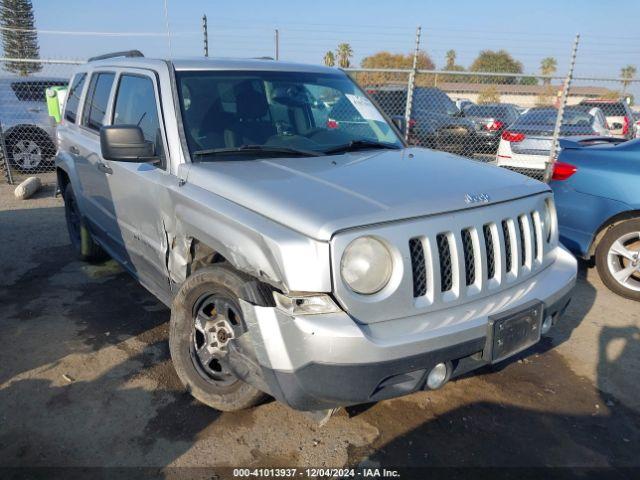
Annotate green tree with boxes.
[469,49,523,84]
[323,50,335,67]
[621,65,637,94]
[335,43,353,69]
[0,0,41,76]
[445,49,456,69]
[359,51,435,86]
[477,85,501,104]
[441,49,465,83]
[520,76,538,85]
[540,57,557,85]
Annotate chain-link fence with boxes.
[347,66,640,182]
[0,55,638,186]
[0,58,82,184]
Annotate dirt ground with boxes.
[0,176,639,475]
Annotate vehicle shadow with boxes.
[350,262,640,474]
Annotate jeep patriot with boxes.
[56,51,577,414]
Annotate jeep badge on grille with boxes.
[465,193,491,204]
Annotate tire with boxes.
[62,184,107,262]
[169,265,269,411]
[595,219,640,301]
[6,128,56,173]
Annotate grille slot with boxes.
[517,216,527,266]
[461,229,475,286]
[502,220,513,272]
[483,224,496,280]
[530,212,539,261]
[409,238,427,297]
[436,233,453,292]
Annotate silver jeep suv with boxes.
[56,52,577,414]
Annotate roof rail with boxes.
[88,50,144,62]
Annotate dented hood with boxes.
[186,147,549,241]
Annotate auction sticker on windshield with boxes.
[345,94,386,122]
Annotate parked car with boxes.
[368,86,477,156]
[0,77,67,172]
[495,106,609,176]
[578,98,635,139]
[462,103,520,153]
[633,111,640,138]
[56,52,576,416]
[550,136,640,301]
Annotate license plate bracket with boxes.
[484,300,543,363]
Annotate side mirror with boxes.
[100,125,156,162]
[391,115,406,134]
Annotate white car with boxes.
[496,106,609,176]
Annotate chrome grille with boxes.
[409,206,550,300]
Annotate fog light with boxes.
[541,315,553,334]
[426,362,449,390]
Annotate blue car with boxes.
[550,137,640,300]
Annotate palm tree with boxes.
[445,49,456,69]
[621,65,637,94]
[540,57,557,85]
[335,43,353,68]
[323,51,335,67]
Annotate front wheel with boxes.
[595,219,640,301]
[169,266,268,411]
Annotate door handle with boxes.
[69,145,80,155]
[97,162,113,174]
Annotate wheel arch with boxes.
[588,209,640,258]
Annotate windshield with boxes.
[176,70,403,159]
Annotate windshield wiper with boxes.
[323,139,402,155]
[193,144,324,159]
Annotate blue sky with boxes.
[30,0,640,81]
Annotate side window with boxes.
[113,74,160,143]
[64,73,86,124]
[82,72,115,131]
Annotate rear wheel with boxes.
[62,184,106,262]
[169,266,269,411]
[595,219,640,301]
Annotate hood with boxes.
[186,147,549,241]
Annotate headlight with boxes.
[341,236,393,295]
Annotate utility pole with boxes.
[404,26,421,142]
[202,14,209,57]
[275,29,279,60]
[545,33,580,183]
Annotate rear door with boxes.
[73,70,118,247]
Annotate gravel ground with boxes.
[0,176,638,474]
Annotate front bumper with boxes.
[241,246,577,411]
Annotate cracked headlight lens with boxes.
[340,236,393,295]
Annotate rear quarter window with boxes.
[64,73,87,124]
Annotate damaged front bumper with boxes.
[241,246,577,411]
